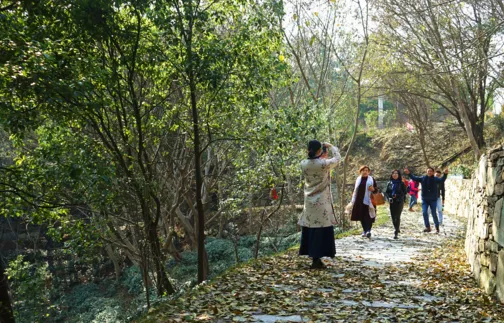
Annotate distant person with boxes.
[351,165,377,239]
[385,169,407,239]
[435,169,446,225]
[407,179,420,212]
[299,140,341,269]
[404,167,448,233]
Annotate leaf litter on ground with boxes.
[137,225,504,322]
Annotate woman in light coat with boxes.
[350,165,377,239]
[298,140,341,269]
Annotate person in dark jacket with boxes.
[404,167,448,233]
[385,170,407,239]
[435,169,446,225]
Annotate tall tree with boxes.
[0,0,287,300]
[375,0,501,158]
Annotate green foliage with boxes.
[353,132,373,150]
[169,223,301,288]
[206,239,235,262]
[121,266,143,295]
[53,284,126,323]
[6,256,54,322]
[451,164,473,179]
[383,109,397,127]
[364,110,379,129]
[490,113,504,133]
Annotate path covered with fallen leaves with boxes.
[140,210,504,322]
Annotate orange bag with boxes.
[371,192,385,206]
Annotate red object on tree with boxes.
[270,187,278,200]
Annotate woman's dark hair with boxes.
[390,169,402,180]
[427,167,435,172]
[307,140,322,159]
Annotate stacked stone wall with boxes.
[445,145,504,302]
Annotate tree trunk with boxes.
[147,223,175,295]
[233,237,240,264]
[340,95,361,227]
[0,260,15,323]
[417,127,431,167]
[471,115,485,150]
[139,258,150,309]
[175,207,197,249]
[189,68,208,283]
[254,212,266,259]
[453,84,482,159]
[105,245,121,282]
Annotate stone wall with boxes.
[444,145,504,303]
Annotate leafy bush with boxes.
[364,110,379,129]
[206,239,235,262]
[353,132,373,150]
[451,164,473,178]
[383,109,397,127]
[490,112,504,133]
[169,250,198,283]
[121,266,143,295]
[237,235,257,249]
[55,291,125,323]
[6,255,55,322]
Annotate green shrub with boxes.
[170,251,198,283]
[6,255,55,322]
[206,239,235,262]
[353,132,373,150]
[364,110,379,129]
[121,266,143,295]
[490,112,504,132]
[56,293,124,323]
[383,109,397,127]
[451,164,473,178]
[237,235,257,249]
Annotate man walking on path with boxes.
[403,167,448,233]
[435,169,446,225]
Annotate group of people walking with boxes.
[298,140,448,269]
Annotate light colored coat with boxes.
[298,146,341,228]
[351,175,375,206]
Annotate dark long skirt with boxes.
[299,226,336,259]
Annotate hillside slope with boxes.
[346,122,473,179]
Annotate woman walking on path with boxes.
[299,140,341,269]
[351,166,377,239]
[407,179,420,211]
[385,170,407,239]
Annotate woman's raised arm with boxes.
[324,144,341,168]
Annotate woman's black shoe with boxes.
[310,259,326,269]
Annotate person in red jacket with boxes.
[407,179,420,212]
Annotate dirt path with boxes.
[139,209,504,322]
